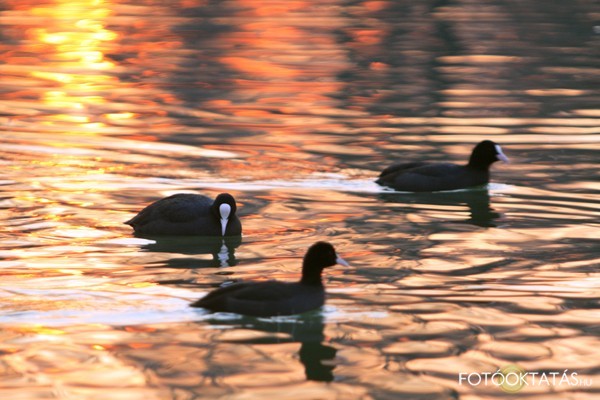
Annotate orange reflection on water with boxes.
[215,0,349,131]
[16,325,66,336]
[25,0,119,128]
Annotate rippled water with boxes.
[1,0,599,398]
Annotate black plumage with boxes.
[126,193,241,236]
[376,140,509,192]
[191,242,348,317]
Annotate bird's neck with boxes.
[300,266,324,286]
[466,159,491,171]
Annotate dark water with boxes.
[0,0,599,398]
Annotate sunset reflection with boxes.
[214,0,349,133]
[27,0,118,129]
[0,0,599,399]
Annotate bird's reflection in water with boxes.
[209,314,336,382]
[299,340,337,381]
[139,235,242,268]
[379,189,501,227]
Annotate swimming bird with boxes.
[125,192,241,236]
[376,140,509,192]
[191,242,348,317]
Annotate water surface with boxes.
[0,0,599,398]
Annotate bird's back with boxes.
[191,281,325,317]
[126,193,216,235]
[377,162,488,192]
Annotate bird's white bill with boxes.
[336,255,350,267]
[219,203,231,236]
[495,144,510,163]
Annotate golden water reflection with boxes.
[25,0,119,131]
[0,0,599,399]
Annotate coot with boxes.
[191,242,348,317]
[125,193,241,236]
[376,140,509,192]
